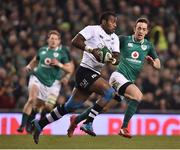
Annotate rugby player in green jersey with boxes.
[67,18,161,138]
[17,30,74,133]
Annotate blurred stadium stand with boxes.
[0,0,179,113]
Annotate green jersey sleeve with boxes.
[148,42,158,59]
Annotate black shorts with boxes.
[75,66,100,91]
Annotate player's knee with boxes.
[27,97,36,105]
[103,87,115,102]
[133,92,143,101]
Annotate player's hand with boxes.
[50,58,60,66]
[146,56,154,65]
[23,65,32,74]
[106,57,116,64]
[60,77,69,86]
[91,48,101,62]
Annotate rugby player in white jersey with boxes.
[31,12,120,144]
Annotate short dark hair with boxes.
[47,30,61,39]
[135,17,150,28]
[100,12,116,24]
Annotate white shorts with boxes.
[109,71,130,92]
[28,75,61,104]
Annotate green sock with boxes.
[21,113,29,127]
[75,106,93,124]
[122,99,139,128]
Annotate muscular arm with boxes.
[146,56,161,70]
[153,58,161,70]
[26,56,38,70]
[60,61,75,85]
[71,34,86,51]
[72,33,102,62]
[61,61,75,74]
[51,58,74,74]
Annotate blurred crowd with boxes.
[0,0,179,112]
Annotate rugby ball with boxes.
[99,46,112,63]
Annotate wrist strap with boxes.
[85,45,93,53]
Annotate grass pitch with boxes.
[0,135,179,149]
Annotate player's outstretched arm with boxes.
[60,61,75,85]
[71,34,86,51]
[72,33,101,62]
[24,56,38,73]
[153,58,161,69]
[146,56,161,70]
[51,58,73,73]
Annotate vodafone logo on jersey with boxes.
[44,58,51,65]
[131,51,139,59]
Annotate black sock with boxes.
[84,104,103,124]
[38,105,68,129]
[20,113,29,127]
[27,109,38,124]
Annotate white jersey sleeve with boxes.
[79,26,94,40]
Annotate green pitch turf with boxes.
[0,135,179,149]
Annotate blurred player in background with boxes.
[32,11,120,144]
[17,30,74,133]
[67,17,161,138]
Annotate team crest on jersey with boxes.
[53,52,59,57]
[131,51,139,59]
[128,43,133,47]
[141,45,147,50]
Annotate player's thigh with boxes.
[109,71,130,95]
[124,84,143,101]
[70,87,91,103]
[28,76,40,102]
[89,77,112,95]
[75,66,100,93]
[34,99,45,110]
[109,72,142,100]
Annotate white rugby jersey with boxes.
[79,25,120,74]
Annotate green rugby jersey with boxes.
[33,45,71,87]
[117,35,158,82]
